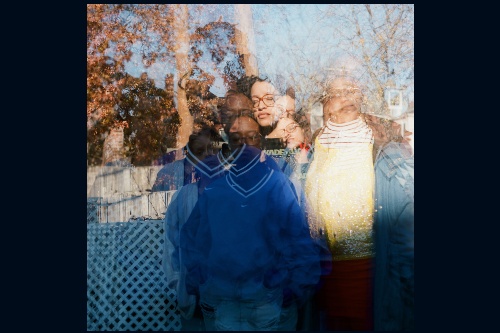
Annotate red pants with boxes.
[316,257,374,331]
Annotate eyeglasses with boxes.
[279,123,300,136]
[252,94,276,108]
[220,108,254,123]
[327,88,361,98]
[275,105,295,117]
[228,132,262,145]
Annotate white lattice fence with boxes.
[87,197,101,224]
[87,220,181,331]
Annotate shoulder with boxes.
[160,158,185,169]
[311,126,325,143]
[375,142,414,182]
[376,142,413,166]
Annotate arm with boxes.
[162,189,182,289]
[374,145,414,326]
[179,197,211,296]
[276,176,321,305]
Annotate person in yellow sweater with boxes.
[305,75,375,330]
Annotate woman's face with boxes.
[322,77,363,124]
[273,95,296,121]
[266,117,304,149]
[251,81,279,127]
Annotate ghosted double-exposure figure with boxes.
[180,142,321,331]
[218,89,254,143]
[305,75,375,331]
[162,127,230,331]
[266,111,317,330]
[365,114,415,331]
[151,126,217,192]
[249,76,280,138]
[226,91,314,330]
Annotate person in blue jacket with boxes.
[162,134,234,331]
[366,114,414,331]
[151,125,217,192]
[179,139,321,331]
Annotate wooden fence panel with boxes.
[87,191,176,223]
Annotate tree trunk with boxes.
[102,127,125,165]
[234,4,258,77]
[172,4,193,156]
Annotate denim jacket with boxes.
[373,141,414,331]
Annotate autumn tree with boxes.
[87,4,179,165]
[117,73,180,166]
[180,20,248,126]
[88,5,254,165]
[87,4,416,161]
[87,4,175,128]
[87,56,127,166]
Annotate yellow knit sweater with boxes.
[305,117,375,261]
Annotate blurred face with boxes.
[187,135,213,164]
[220,91,253,126]
[228,116,262,151]
[322,77,363,124]
[267,117,304,149]
[274,95,296,121]
[251,81,279,127]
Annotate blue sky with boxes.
[124,5,332,92]
[123,4,413,105]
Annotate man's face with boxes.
[322,77,363,123]
[187,135,213,164]
[228,116,262,151]
[219,91,254,126]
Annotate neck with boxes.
[328,114,361,126]
[329,112,360,124]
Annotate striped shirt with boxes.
[318,116,374,148]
